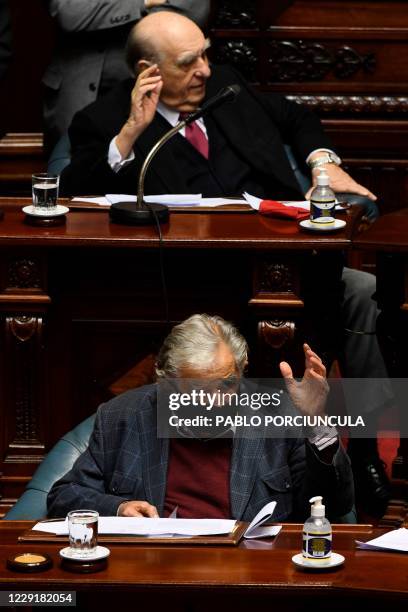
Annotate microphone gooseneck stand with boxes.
[109,121,186,225]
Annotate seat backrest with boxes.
[4,414,95,520]
[284,144,311,194]
[47,132,71,176]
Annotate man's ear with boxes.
[137,59,153,74]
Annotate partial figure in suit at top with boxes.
[42,0,210,152]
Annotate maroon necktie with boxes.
[179,114,209,159]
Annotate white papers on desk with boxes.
[71,196,111,205]
[71,194,246,207]
[33,517,236,537]
[243,501,281,539]
[356,528,408,553]
[32,519,69,535]
[33,501,281,540]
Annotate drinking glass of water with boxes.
[32,173,59,212]
[67,510,99,557]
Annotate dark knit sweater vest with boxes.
[163,437,232,519]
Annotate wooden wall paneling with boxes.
[0,248,51,514]
[0,133,45,196]
[211,0,408,212]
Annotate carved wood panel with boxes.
[267,40,376,83]
[209,1,408,215]
[0,252,50,514]
[5,316,43,446]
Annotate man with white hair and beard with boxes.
[47,314,354,523]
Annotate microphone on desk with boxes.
[109,84,241,226]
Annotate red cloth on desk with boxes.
[259,200,310,220]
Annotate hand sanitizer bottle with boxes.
[303,496,332,563]
[310,169,336,224]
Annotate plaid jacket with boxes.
[47,384,354,521]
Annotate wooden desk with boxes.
[0,522,407,611]
[0,198,358,514]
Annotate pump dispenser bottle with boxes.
[310,169,336,224]
[302,496,332,562]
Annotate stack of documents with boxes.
[33,501,281,540]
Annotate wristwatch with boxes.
[308,152,342,170]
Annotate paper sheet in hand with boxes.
[356,528,408,553]
[243,501,281,539]
[33,517,236,537]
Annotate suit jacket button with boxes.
[89,83,97,92]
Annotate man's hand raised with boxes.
[117,500,159,518]
[279,343,329,417]
[115,64,163,159]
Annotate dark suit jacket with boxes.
[47,384,354,522]
[60,64,334,197]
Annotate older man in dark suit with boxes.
[59,11,374,201]
[43,1,210,151]
[47,314,354,521]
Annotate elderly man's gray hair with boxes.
[155,314,248,378]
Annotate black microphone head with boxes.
[215,84,240,104]
[183,84,241,124]
[225,84,241,100]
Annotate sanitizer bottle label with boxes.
[302,533,332,559]
[310,199,336,223]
